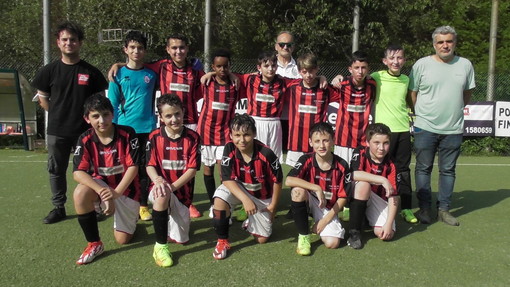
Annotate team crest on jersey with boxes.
[271,159,280,170]
[74,146,82,155]
[144,75,151,84]
[130,138,139,150]
[344,172,352,183]
[221,156,231,166]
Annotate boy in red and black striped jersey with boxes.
[286,122,352,256]
[211,114,283,260]
[333,51,377,164]
[285,53,340,167]
[73,94,141,265]
[145,94,201,267]
[197,49,240,216]
[347,123,400,250]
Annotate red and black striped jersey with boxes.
[238,74,298,118]
[197,78,240,146]
[334,76,376,148]
[350,146,399,201]
[287,83,340,152]
[146,126,201,207]
[288,153,352,209]
[73,124,141,201]
[146,60,204,125]
[220,139,283,200]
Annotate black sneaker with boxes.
[347,229,363,249]
[437,210,460,226]
[415,208,432,224]
[43,207,66,224]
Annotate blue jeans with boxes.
[413,128,462,211]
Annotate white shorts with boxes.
[366,191,396,231]
[252,116,283,163]
[285,150,305,167]
[307,193,345,238]
[334,145,354,164]
[201,145,224,166]
[148,189,191,244]
[214,183,273,238]
[94,179,139,235]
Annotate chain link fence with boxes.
[1,57,509,103]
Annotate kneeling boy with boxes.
[146,94,201,267]
[286,122,351,255]
[212,114,282,260]
[348,123,400,249]
[73,94,141,264]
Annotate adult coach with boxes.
[33,21,108,224]
[275,31,300,79]
[409,26,475,226]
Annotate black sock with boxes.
[349,199,368,231]
[212,209,230,239]
[78,211,100,242]
[152,210,169,244]
[291,201,309,235]
[204,174,216,204]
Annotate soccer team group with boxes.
[33,20,475,267]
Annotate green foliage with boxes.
[461,136,510,156]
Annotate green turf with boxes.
[0,149,509,286]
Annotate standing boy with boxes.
[146,94,201,267]
[347,123,400,250]
[211,114,282,260]
[197,49,240,216]
[73,94,141,264]
[333,51,377,164]
[286,122,351,256]
[33,21,108,224]
[108,31,157,222]
[285,53,340,167]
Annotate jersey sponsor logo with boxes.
[271,159,280,170]
[169,83,190,92]
[98,165,124,176]
[212,102,230,111]
[165,146,183,151]
[242,182,262,192]
[78,74,90,85]
[351,93,366,98]
[346,104,366,113]
[324,191,333,200]
[130,138,139,150]
[99,148,118,155]
[298,104,318,114]
[144,75,151,84]
[221,156,231,166]
[74,146,82,155]
[162,159,186,170]
[255,93,275,103]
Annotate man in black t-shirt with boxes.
[32,21,108,224]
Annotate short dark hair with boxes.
[125,30,147,49]
[55,20,84,41]
[309,122,334,139]
[166,34,189,46]
[83,94,113,116]
[350,50,369,65]
[366,123,391,142]
[230,114,256,134]
[257,51,277,66]
[384,44,404,58]
[157,94,183,114]
[211,48,231,64]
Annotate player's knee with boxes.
[354,182,371,200]
[254,235,269,244]
[73,185,95,205]
[291,187,306,201]
[114,232,133,245]
[323,237,340,249]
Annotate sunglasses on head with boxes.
[278,42,293,48]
